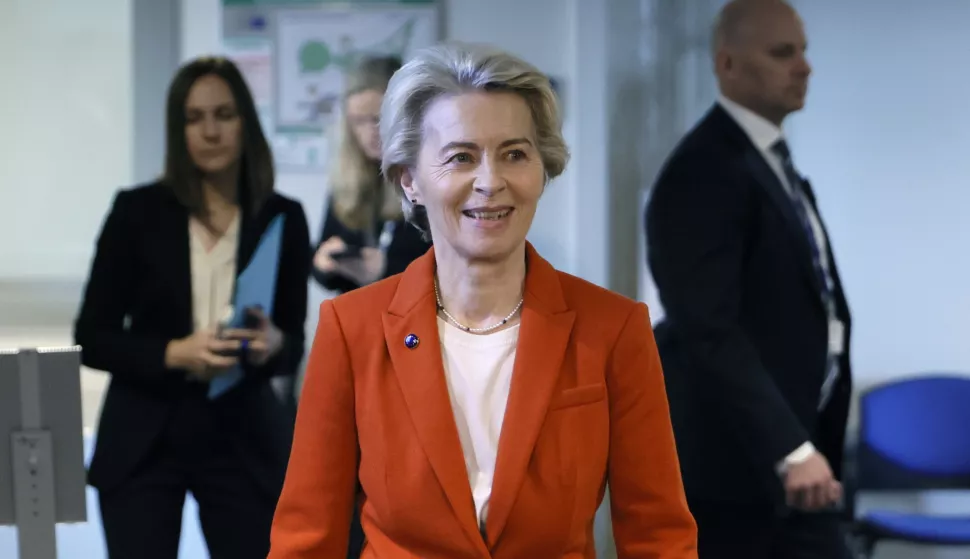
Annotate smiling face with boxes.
[400,91,545,264]
[184,74,243,175]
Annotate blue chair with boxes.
[849,375,970,557]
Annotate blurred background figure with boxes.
[73,57,310,559]
[646,1,853,557]
[312,54,431,299]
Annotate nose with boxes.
[202,115,221,141]
[472,157,507,197]
[797,54,812,77]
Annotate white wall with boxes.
[790,0,970,387]
[0,0,132,280]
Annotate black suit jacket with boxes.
[311,196,431,294]
[646,105,853,506]
[75,181,311,498]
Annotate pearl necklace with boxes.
[433,280,524,334]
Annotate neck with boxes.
[202,167,239,213]
[720,90,786,127]
[434,243,527,330]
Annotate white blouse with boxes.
[189,214,239,334]
[437,317,519,527]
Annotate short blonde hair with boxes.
[380,42,569,237]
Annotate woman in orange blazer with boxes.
[269,42,698,559]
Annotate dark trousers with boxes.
[690,499,853,559]
[98,392,276,559]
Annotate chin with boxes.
[195,158,236,176]
[790,93,808,110]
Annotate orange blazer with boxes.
[269,244,697,559]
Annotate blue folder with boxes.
[208,214,286,399]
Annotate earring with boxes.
[410,198,417,204]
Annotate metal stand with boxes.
[11,431,57,559]
[12,350,57,559]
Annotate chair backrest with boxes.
[857,374,970,490]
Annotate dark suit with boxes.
[75,182,310,558]
[312,196,431,294]
[646,105,852,558]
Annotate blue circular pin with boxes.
[404,333,419,349]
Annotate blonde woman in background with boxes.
[312,55,431,297]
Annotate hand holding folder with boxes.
[208,214,286,399]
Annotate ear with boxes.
[400,167,420,203]
[714,49,733,76]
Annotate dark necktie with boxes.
[771,139,834,302]
[771,139,840,410]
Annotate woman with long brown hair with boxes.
[75,56,310,558]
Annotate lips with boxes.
[461,207,513,220]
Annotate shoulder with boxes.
[265,192,307,220]
[556,271,652,343]
[656,106,747,178]
[325,273,403,330]
[649,111,753,214]
[262,193,309,240]
[101,181,181,228]
[112,180,174,211]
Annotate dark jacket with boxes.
[312,197,430,294]
[75,181,311,498]
[646,105,853,506]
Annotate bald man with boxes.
[646,1,853,557]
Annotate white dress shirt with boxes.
[437,317,519,528]
[716,95,826,473]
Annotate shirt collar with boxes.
[717,94,785,153]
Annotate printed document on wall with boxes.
[273,6,438,136]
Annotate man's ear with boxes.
[400,167,420,203]
[715,49,733,76]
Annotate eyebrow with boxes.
[438,137,533,156]
[186,102,236,113]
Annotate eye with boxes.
[506,149,527,162]
[447,152,473,164]
[770,44,797,58]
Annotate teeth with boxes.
[466,209,511,220]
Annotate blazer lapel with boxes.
[160,193,194,336]
[485,246,576,543]
[709,104,825,299]
[741,139,825,299]
[382,249,486,553]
